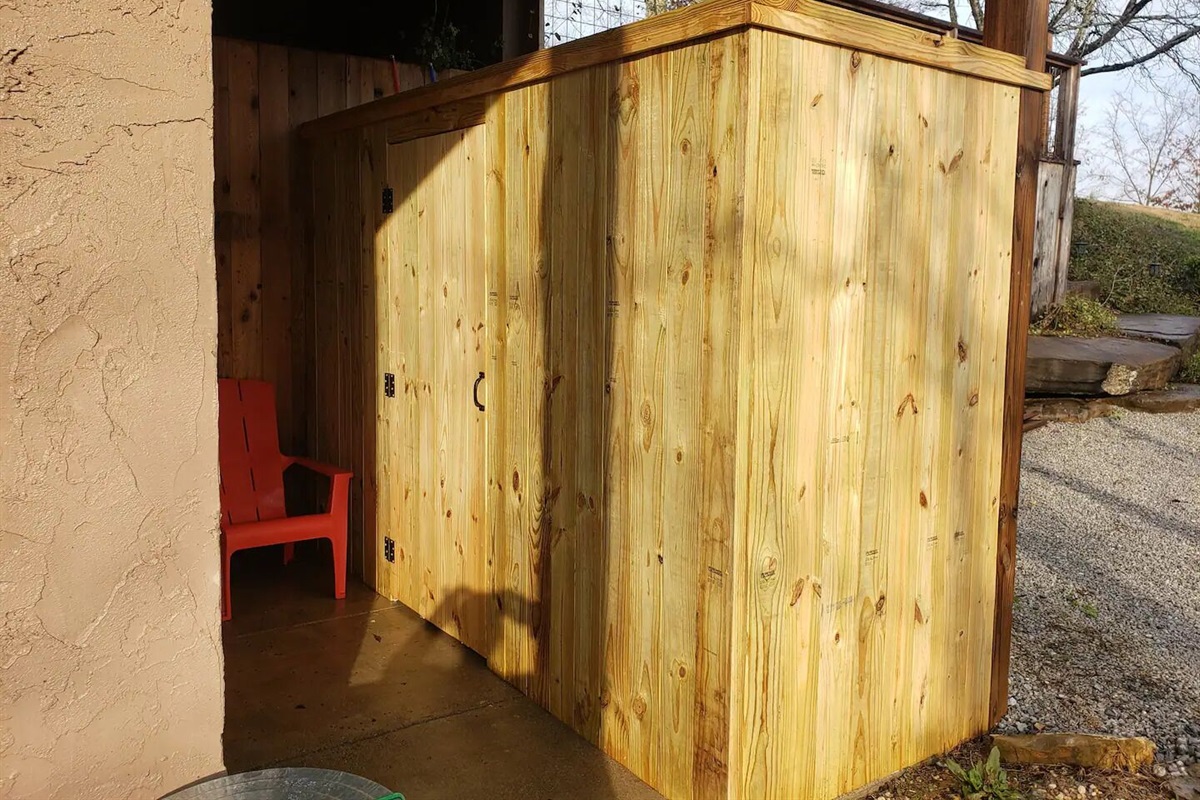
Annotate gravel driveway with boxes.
[1001,411,1200,777]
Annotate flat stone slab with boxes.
[1026,335,1182,396]
[992,733,1156,772]
[1026,384,1200,423]
[1169,777,1200,800]
[1117,313,1200,356]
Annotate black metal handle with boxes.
[473,371,485,412]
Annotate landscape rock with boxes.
[1117,313,1200,357]
[992,733,1156,772]
[1025,384,1200,424]
[1169,777,1200,800]
[1026,335,1182,395]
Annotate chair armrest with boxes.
[281,455,352,477]
[282,456,352,518]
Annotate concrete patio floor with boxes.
[221,545,663,800]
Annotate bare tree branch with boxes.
[1081,24,1200,76]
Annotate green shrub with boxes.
[944,747,1022,800]
[1181,350,1200,384]
[1030,294,1119,338]
[1070,199,1200,315]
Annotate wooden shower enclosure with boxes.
[299,1,1050,797]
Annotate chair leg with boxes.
[283,542,295,565]
[221,540,233,622]
[330,534,347,599]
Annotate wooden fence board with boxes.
[213,37,431,573]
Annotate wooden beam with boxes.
[985,0,1051,729]
[384,98,487,145]
[750,1,1049,89]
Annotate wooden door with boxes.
[381,126,488,654]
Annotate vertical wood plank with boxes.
[310,135,338,466]
[657,43,706,799]
[484,95,508,678]
[345,56,363,111]
[691,32,745,800]
[317,53,349,118]
[387,135,421,612]
[213,38,234,379]
[227,39,262,380]
[460,126,489,652]
[288,47,319,456]
[602,56,641,776]
[258,43,292,445]
[360,122,386,592]
[336,130,362,576]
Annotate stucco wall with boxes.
[0,1,225,797]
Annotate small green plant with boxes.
[1066,588,1100,619]
[1030,294,1119,338]
[1180,349,1200,384]
[413,8,478,72]
[944,747,1021,800]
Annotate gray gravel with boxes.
[999,410,1200,776]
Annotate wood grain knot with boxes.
[897,393,919,417]
[789,578,805,607]
[957,338,968,362]
[759,556,777,581]
[969,391,980,407]
[512,470,520,491]
[632,695,647,719]
[914,602,926,624]
[850,51,863,71]
[875,595,886,615]
[919,490,928,508]
[939,149,965,174]
[810,92,823,107]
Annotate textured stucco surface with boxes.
[0,1,225,797]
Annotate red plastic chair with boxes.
[217,379,352,621]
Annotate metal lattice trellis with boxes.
[544,0,648,47]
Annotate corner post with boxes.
[984,0,1052,727]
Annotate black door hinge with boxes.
[384,372,395,397]
[384,537,396,563]
[382,187,394,214]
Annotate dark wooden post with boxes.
[984,0,1052,727]
[502,0,543,59]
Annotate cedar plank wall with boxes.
[213,37,430,451]
[728,30,1019,798]
[488,39,747,800]
[212,38,449,577]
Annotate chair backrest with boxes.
[218,379,287,525]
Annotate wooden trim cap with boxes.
[300,0,1051,139]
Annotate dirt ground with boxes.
[871,738,1172,800]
